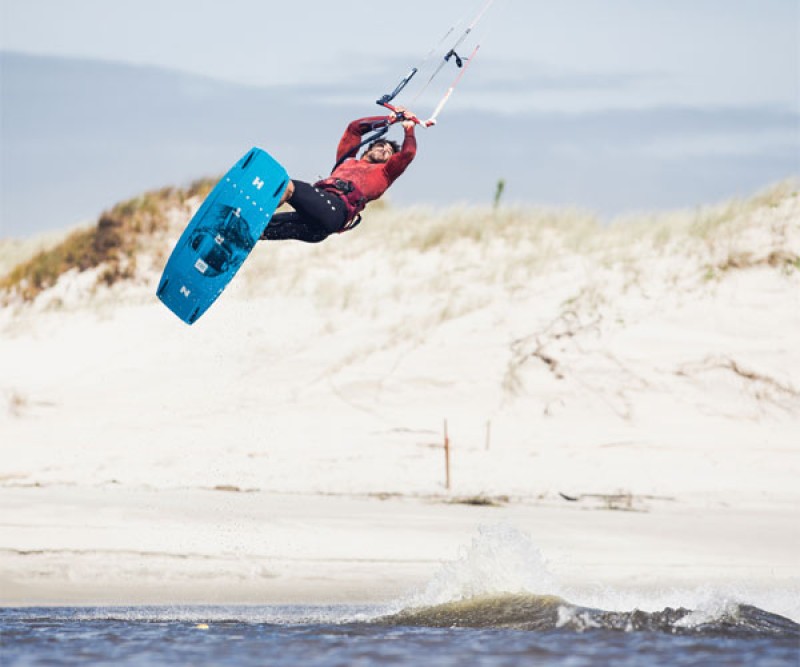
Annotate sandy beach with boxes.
[1,486,798,618]
[1,183,798,621]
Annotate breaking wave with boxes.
[396,524,559,609]
[380,593,800,637]
[379,524,800,638]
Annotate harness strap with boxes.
[313,178,368,233]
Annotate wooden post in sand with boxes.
[444,419,451,491]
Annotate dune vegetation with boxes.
[1,179,797,312]
[0,179,215,301]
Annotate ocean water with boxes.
[2,603,798,667]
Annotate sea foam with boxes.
[397,523,560,611]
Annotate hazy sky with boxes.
[1,1,798,236]
[2,0,798,113]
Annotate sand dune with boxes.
[1,183,798,610]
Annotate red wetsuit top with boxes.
[327,116,417,203]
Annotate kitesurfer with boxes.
[261,107,417,243]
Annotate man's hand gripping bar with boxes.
[379,102,437,128]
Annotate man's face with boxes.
[363,142,395,163]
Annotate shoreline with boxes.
[1,486,797,618]
[2,190,798,626]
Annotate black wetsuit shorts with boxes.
[262,180,348,244]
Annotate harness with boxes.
[313,177,367,232]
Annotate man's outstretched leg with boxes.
[261,213,330,243]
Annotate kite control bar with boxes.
[373,0,491,127]
[376,40,482,128]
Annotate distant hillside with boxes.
[0,52,349,238]
[3,51,797,239]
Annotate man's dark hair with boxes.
[364,139,400,156]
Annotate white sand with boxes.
[1,185,798,617]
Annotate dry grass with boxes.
[7,390,28,417]
[235,179,800,341]
[2,177,796,312]
[1,179,216,301]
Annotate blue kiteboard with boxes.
[157,147,288,324]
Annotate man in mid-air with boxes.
[261,107,417,244]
